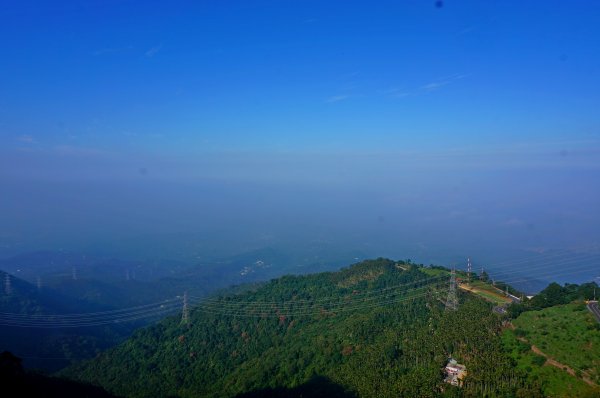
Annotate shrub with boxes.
[531,355,546,367]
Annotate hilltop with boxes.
[62,258,541,397]
[0,246,360,372]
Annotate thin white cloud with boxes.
[145,42,163,57]
[17,135,37,144]
[382,88,411,98]
[326,95,349,103]
[456,25,478,36]
[503,217,525,227]
[52,145,110,157]
[420,74,466,92]
[421,81,449,91]
[92,46,133,56]
[383,74,467,99]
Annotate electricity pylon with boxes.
[467,257,472,283]
[445,268,458,311]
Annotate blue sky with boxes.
[1,1,600,277]
[2,0,599,154]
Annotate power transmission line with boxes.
[2,255,598,326]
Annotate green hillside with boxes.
[502,302,600,397]
[62,258,541,398]
[514,303,600,379]
[0,247,326,372]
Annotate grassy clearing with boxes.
[418,267,448,277]
[512,303,600,384]
[459,280,512,305]
[502,329,597,397]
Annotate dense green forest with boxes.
[1,247,353,372]
[507,281,598,317]
[62,258,592,398]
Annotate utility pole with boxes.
[4,273,11,295]
[445,268,458,311]
[182,291,189,324]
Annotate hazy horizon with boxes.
[1,1,599,284]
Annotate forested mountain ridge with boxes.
[0,246,354,372]
[62,258,551,397]
[0,247,365,312]
[0,270,140,371]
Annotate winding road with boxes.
[588,301,600,323]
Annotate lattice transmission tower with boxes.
[467,257,472,283]
[445,268,458,311]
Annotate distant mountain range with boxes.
[0,246,366,371]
